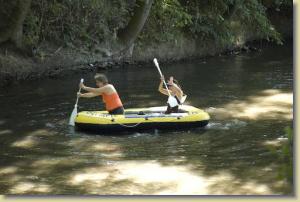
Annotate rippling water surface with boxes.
[0,43,293,195]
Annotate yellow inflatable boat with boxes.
[75,105,210,134]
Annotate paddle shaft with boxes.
[154,61,172,97]
[74,87,81,106]
[74,79,84,106]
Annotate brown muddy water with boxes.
[0,43,293,195]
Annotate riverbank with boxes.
[0,36,292,87]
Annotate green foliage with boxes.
[274,0,293,7]
[23,0,134,50]
[0,1,19,30]
[262,0,293,9]
[184,0,282,45]
[183,0,236,46]
[22,0,290,51]
[236,0,282,44]
[139,0,285,47]
[138,0,192,44]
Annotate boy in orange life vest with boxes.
[77,74,124,115]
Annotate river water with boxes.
[0,43,293,195]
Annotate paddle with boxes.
[153,58,178,108]
[181,94,187,104]
[69,78,84,126]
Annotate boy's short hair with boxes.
[94,73,108,84]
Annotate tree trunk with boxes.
[117,0,154,51]
[0,0,31,48]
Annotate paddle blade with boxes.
[153,58,163,77]
[180,95,187,104]
[153,58,158,67]
[68,105,78,126]
[168,96,178,108]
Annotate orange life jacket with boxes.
[102,92,123,111]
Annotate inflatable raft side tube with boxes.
[75,120,209,134]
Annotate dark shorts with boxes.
[165,105,179,114]
[109,106,124,115]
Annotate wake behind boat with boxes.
[75,105,210,134]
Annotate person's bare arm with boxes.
[77,92,98,98]
[80,83,109,96]
[158,80,169,96]
[172,84,183,99]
